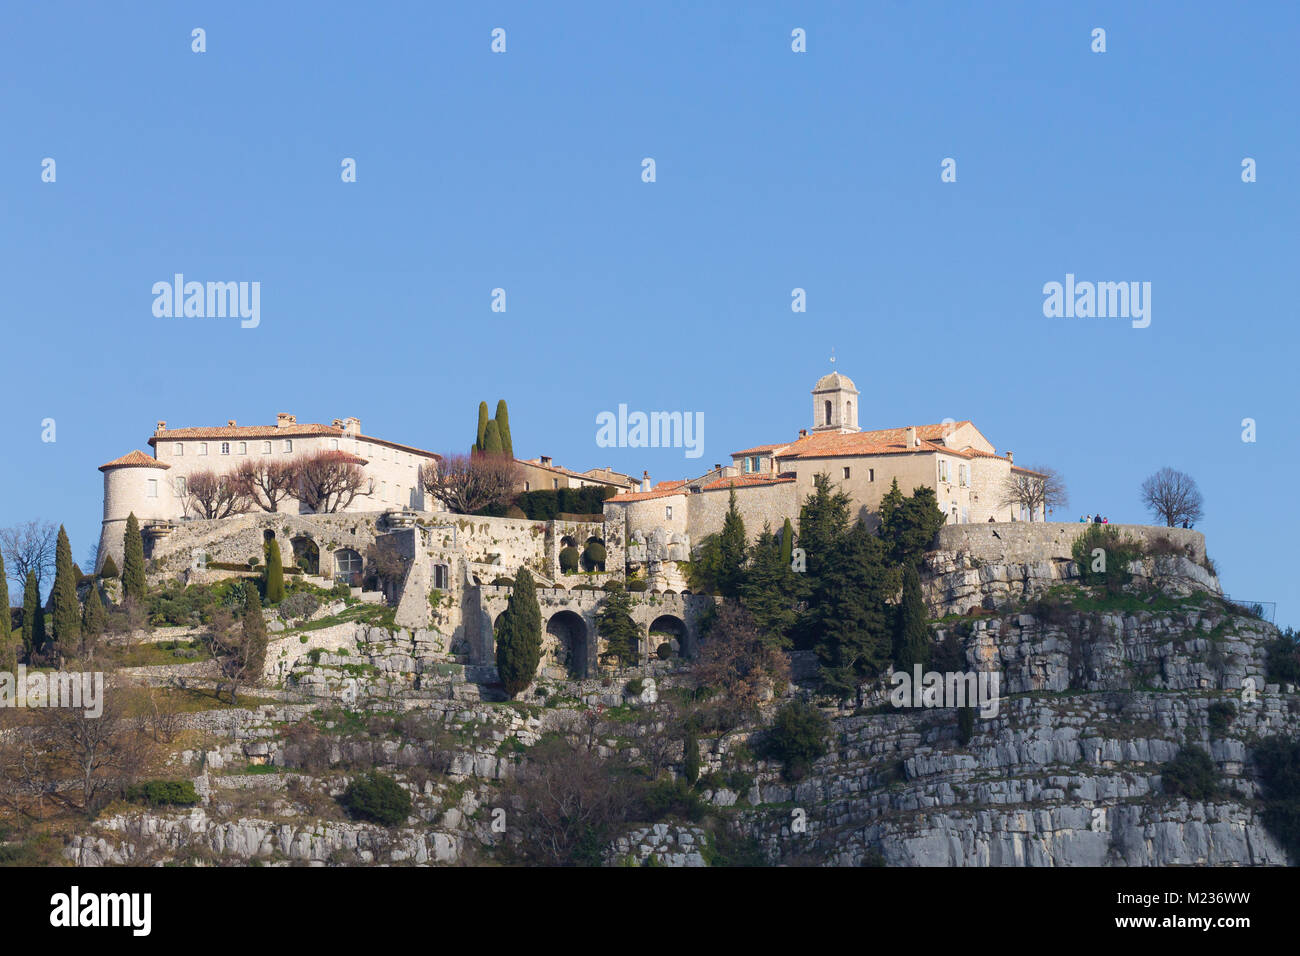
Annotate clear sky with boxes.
[2,2,1296,625]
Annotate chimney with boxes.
[332,418,343,428]
[1006,451,1014,465]
[798,429,808,438]
[276,413,296,428]
[713,463,721,472]
[343,417,361,436]
[155,421,166,434]
[540,455,552,468]
[227,419,237,427]
[641,470,651,493]
[905,426,917,447]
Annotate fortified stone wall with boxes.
[685,482,798,545]
[934,522,1206,566]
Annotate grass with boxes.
[103,639,213,668]
[281,601,396,635]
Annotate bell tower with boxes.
[811,371,860,433]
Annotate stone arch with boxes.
[546,610,589,679]
[263,529,276,544]
[648,614,686,658]
[291,535,319,575]
[333,547,362,586]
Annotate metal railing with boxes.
[1221,596,1276,623]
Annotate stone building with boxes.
[514,457,634,495]
[605,370,1047,555]
[96,414,441,570]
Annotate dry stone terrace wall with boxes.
[935,522,1207,566]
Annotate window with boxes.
[238,441,247,454]
[843,467,851,480]
[553,479,559,489]
[334,548,363,585]
[147,479,158,498]
[198,443,208,456]
[666,505,673,520]
[869,468,875,482]
[824,400,833,425]
[961,507,969,524]
[433,564,449,589]
[959,464,969,487]
[262,441,271,454]
[330,438,339,450]
[939,460,949,482]
[175,476,186,497]
[174,443,183,456]
[283,440,292,453]
[846,400,852,423]
[524,481,530,491]
[380,481,387,499]
[220,442,230,455]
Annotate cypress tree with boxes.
[241,587,268,681]
[495,568,542,698]
[122,512,147,602]
[81,583,107,659]
[475,401,490,454]
[494,399,514,459]
[683,729,700,784]
[482,419,504,456]
[717,486,747,599]
[264,539,285,605]
[0,554,13,670]
[779,517,794,567]
[50,525,81,651]
[21,570,44,659]
[893,564,931,673]
[100,553,119,579]
[595,582,639,669]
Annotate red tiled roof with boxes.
[732,443,786,456]
[608,487,688,503]
[700,475,795,491]
[148,422,439,460]
[734,422,983,462]
[100,450,170,471]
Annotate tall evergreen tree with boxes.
[264,539,286,605]
[494,399,514,459]
[482,419,504,455]
[21,570,44,659]
[475,401,490,454]
[880,481,947,570]
[739,525,800,649]
[809,524,892,698]
[779,516,794,567]
[792,473,853,649]
[495,568,542,697]
[892,564,931,672]
[81,583,107,659]
[0,554,13,670]
[122,512,147,603]
[717,486,747,599]
[50,525,81,652]
[595,581,640,669]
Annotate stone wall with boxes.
[934,522,1206,565]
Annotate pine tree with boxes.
[495,399,513,459]
[482,419,504,455]
[739,526,800,649]
[792,473,853,649]
[122,512,147,602]
[264,539,285,605]
[595,582,639,669]
[50,525,81,652]
[893,564,931,672]
[495,568,542,698]
[81,583,107,659]
[880,482,946,569]
[810,523,892,698]
[779,516,794,567]
[475,401,490,454]
[241,587,268,682]
[717,486,747,599]
[21,570,44,659]
[0,553,13,670]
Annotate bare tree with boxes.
[364,538,411,600]
[290,451,374,513]
[423,453,520,514]
[185,469,250,519]
[1141,467,1204,527]
[0,520,58,593]
[998,466,1068,521]
[234,458,297,512]
[691,602,791,731]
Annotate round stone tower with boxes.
[811,371,860,433]
[97,450,176,572]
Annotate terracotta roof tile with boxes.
[700,475,795,491]
[148,422,439,460]
[100,450,170,471]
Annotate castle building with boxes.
[604,371,1045,563]
[96,414,441,569]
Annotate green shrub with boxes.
[656,642,672,660]
[559,546,580,574]
[683,729,700,783]
[1071,524,1142,592]
[761,701,829,780]
[1207,701,1236,736]
[340,772,412,826]
[99,554,119,579]
[125,780,200,807]
[623,678,644,697]
[1254,735,1300,863]
[956,707,975,745]
[584,542,607,569]
[278,591,320,622]
[626,579,648,592]
[1160,746,1220,800]
[1265,631,1300,685]
[492,576,515,587]
[642,777,705,822]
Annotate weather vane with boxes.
[830,347,836,367]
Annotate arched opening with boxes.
[845,400,852,424]
[333,548,362,586]
[263,529,276,544]
[824,399,832,425]
[547,611,589,679]
[649,614,686,659]
[581,536,606,572]
[291,536,319,575]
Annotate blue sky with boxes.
[2,2,1296,624]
